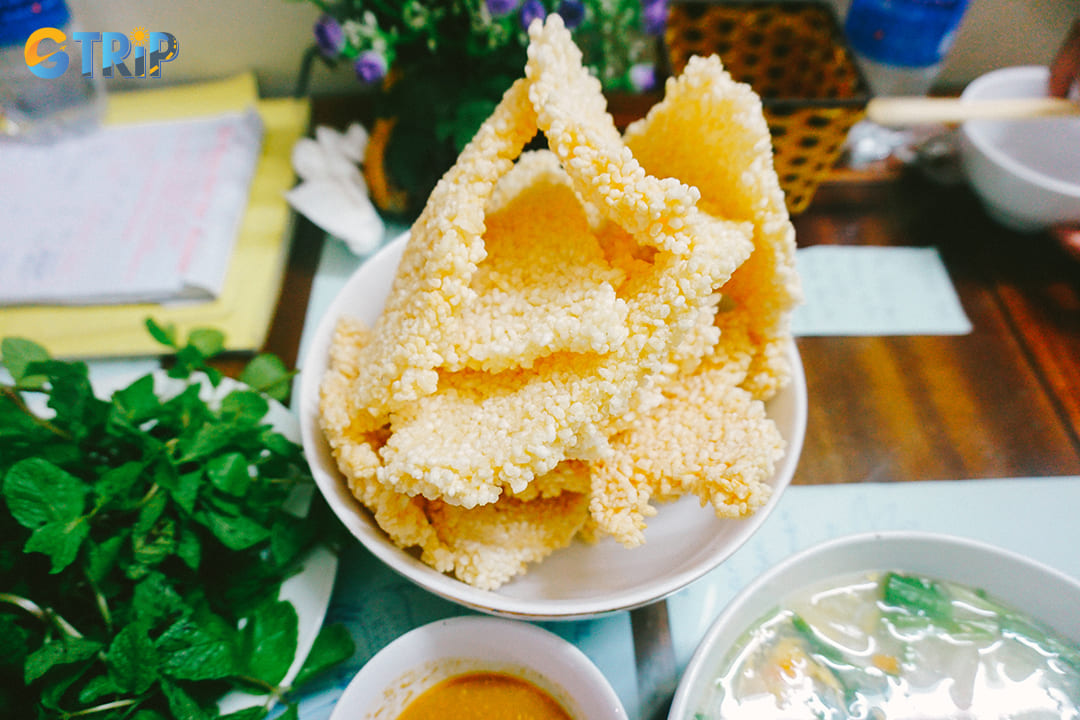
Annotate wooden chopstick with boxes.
[866,96,1080,126]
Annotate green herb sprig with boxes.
[0,322,353,719]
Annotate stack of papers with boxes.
[0,73,310,357]
[0,111,263,306]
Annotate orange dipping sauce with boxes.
[395,671,573,720]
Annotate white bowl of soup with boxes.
[669,531,1080,719]
[329,615,626,720]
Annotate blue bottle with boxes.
[0,0,104,142]
[844,0,971,96]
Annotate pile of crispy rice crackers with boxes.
[319,16,801,591]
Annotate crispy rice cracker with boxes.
[322,316,592,590]
[320,16,799,587]
[327,16,753,510]
[624,55,802,400]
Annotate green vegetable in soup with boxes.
[881,572,952,622]
[696,570,1080,720]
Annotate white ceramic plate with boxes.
[329,616,627,719]
[83,371,339,714]
[668,531,1080,719]
[299,233,807,620]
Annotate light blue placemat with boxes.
[791,245,972,336]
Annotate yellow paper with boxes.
[0,73,310,358]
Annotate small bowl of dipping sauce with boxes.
[330,615,626,720]
[669,531,1080,719]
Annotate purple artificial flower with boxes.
[519,0,547,29]
[313,15,345,57]
[355,50,388,84]
[629,62,657,92]
[642,0,667,37]
[487,0,520,17]
[557,0,586,29]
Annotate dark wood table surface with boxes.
[251,99,1080,719]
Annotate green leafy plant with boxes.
[0,327,353,719]
[302,0,667,217]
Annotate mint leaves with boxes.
[0,330,352,719]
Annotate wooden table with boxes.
[794,168,1080,486]
[253,105,1080,718]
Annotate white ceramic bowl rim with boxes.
[961,65,1080,199]
[668,530,1080,719]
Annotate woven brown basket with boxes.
[665,0,871,213]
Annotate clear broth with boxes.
[696,571,1080,719]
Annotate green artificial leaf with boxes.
[25,517,90,573]
[146,318,179,349]
[157,617,240,681]
[207,453,252,497]
[3,457,87,529]
[239,354,292,402]
[161,678,210,720]
[293,623,355,688]
[197,510,271,551]
[276,705,300,720]
[242,600,298,686]
[1,337,50,389]
[106,621,160,694]
[24,636,103,683]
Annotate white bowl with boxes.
[668,530,1080,719]
[328,616,626,719]
[959,65,1080,232]
[299,233,807,620]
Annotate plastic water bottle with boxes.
[842,0,970,165]
[0,0,104,142]
[844,0,971,97]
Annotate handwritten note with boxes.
[0,110,263,306]
[791,246,972,336]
